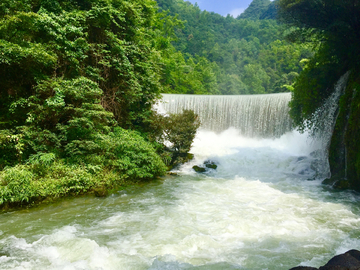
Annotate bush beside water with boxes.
[0,0,202,210]
[0,107,201,209]
[0,127,169,209]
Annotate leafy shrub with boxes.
[92,127,167,179]
[150,109,200,167]
[0,130,22,169]
[0,166,36,204]
[0,161,134,207]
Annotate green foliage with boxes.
[156,0,312,94]
[151,110,200,166]
[28,152,56,166]
[0,130,23,169]
[289,50,345,130]
[344,80,360,189]
[0,162,132,206]
[0,0,165,133]
[0,0,201,209]
[160,51,219,94]
[164,110,200,154]
[0,166,36,204]
[279,0,360,129]
[90,127,167,179]
[238,0,272,20]
[279,0,360,189]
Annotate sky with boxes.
[186,0,254,18]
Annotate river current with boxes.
[1,128,360,270]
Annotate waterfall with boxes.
[159,93,293,138]
[311,72,350,143]
[309,72,351,178]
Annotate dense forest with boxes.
[0,0,200,208]
[156,0,313,94]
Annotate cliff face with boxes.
[328,73,360,190]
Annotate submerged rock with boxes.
[289,250,360,270]
[192,160,218,173]
[192,165,206,173]
[322,177,351,190]
[204,160,217,169]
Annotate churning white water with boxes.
[1,92,360,270]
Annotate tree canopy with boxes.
[0,0,202,207]
[156,0,312,94]
[278,0,360,129]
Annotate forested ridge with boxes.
[156,0,312,94]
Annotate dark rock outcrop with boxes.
[192,160,218,173]
[204,160,217,169]
[192,165,206,173]
[327,74,360,191]
[319,250,360,270]
[290,250,360,270]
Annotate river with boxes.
[1,93,360,270]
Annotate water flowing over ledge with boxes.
[159,93,293,138]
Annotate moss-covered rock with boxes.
[204,160,218,169]
[328,72,360,191]
[192,166,206,173]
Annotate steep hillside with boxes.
[156,0,312,94]
[238,0,272,20]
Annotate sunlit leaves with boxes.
[278,0,360,129]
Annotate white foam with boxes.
[1,129,360,270]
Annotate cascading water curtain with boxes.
[159,93,293,138]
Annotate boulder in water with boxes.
[192,160,217,173]
[319,249,360,270]
[204,160,217,169]
[192,165,206,173]
[322,177,351,190]
[289,250,360,270]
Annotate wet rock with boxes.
[332,179,351,190]
[192,165,206,173]
[322,178,335,185]
[319,250,360,270]
[289,250,360,270]
[322,177,351,190]
[289,267,318,270]
[192,160,218,173]
[204,160,217,169]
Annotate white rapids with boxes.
[1,89,360,270]
[1,128,360,270]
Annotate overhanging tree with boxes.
[278,0,360,129]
